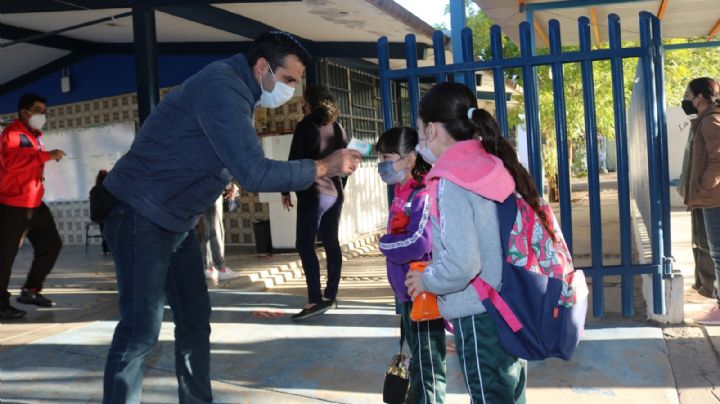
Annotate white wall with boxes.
[666,106,692,208]
[259,135,387,249]
[41,122,135,201]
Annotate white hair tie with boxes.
[467,107,476,119]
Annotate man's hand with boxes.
[223,183,239,200]
[49,149,66,161]
[316,149,361,178]
[281,194,294,211]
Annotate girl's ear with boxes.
[406,150,417,169]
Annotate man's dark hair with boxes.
[247,31,311,70]
[18,93,46,115]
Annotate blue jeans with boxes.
[703,207,720,304]
[102,203,212,403]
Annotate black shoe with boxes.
[322,299,338,309]
[291,302,331,321]
[0,305,27,320]
[16,289,55,307]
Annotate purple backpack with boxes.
[472,193,588,360]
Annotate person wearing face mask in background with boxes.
[99,31,361,403]
[681,77,720,325]
[376,127,447,404]
[0,93,65,321]
[281,85,349,321]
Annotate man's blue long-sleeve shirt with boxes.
[104,54,316,232]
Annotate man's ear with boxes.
[254,57,269,78]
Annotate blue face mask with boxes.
[415,143,437,165]
[378,160,407,184]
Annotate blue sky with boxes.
[394,0,451,29]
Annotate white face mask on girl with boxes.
[259,65,295,108]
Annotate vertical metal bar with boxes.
[579,16,606,317]
[378,36,393,131]
[548,19,573,254]
[405,34,420,127]
[450,0,466,84]
[461,27,477,88]
[132,0,159,125]
[652,14,673,278]
[640,11,666,315]
[519,21,544,194]
[394,81,404,127]
[433,30,447,84]
[527,8,536,55]
[490,25,509,138]
[608,14,635,317]
[306,59,321,85]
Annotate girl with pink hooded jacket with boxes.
[405,82,553,403]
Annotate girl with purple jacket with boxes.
[377,127,447,404]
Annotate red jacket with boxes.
[0,119,52,208]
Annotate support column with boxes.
[450,0,466,84]
[133,0,159,125]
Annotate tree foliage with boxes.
[457,7,720,192]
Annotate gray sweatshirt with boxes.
[422,178,504,320]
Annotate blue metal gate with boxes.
[376,12,672,317]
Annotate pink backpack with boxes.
[472,193,588,360]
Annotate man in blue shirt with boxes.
[100,32,361,403]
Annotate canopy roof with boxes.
[474,0,720,47]
[0,0,444,90]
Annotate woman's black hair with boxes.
[304,85,339,126]
[376,127,431,185]
[688,77,720,106]
[419,82,557,241]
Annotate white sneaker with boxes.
[694,304,720,325]
[217,267,242,280]
[204,267,219,280]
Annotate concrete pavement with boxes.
[1,186,720,403]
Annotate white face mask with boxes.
[28,114,47,131]
[259,65,295,108]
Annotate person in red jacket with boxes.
[0,93,65,320]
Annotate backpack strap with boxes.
[470,193,524,333]
[471,278,523,332]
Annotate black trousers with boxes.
[295,192,343,304]
[692,209,716,297]
[0,203,62,307]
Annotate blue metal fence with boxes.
[377,12,671,317]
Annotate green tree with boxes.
[434,5,720,198]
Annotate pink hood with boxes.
[426,140,515,217]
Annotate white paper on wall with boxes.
[41,122,135,202]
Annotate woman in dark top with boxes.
[282,85,349,321]
[89,169,110,255]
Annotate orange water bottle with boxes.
[409,261,442,322]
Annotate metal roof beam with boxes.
[523,0,653,12]
[0,0,300,14]
[0,23,97,51]
[708,18,720,40]
[590,7,601,46]
[657,0,669,20]
[665,40,720,50]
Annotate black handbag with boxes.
[383,318,410,404]
[89,182,119,223]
